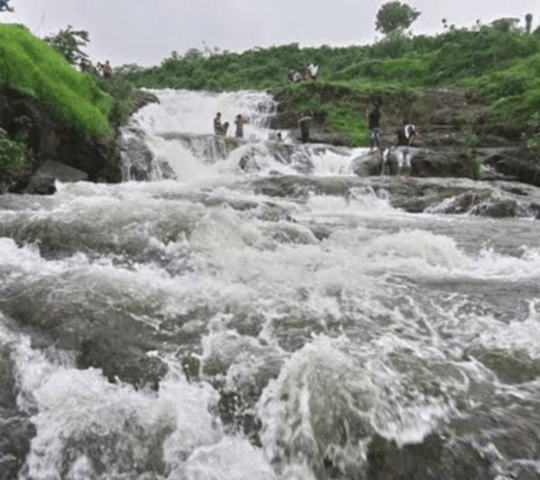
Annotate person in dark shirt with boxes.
[214,113,223,135]
[394,120,417,175]
[103,60,113,79]
[234,114,248,139]
[367,102,383,153]
[298,113,312,143]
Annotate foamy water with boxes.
[1,90,540,480]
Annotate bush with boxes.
[0,127,27,169]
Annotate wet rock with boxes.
[248,175,540,218]
[0,344,17,410]
[429,189,533,218]
[366,433,494,480]
[120,131,176,181]
[35,160,89,182]
[352,153,384,176]
[130,89,160,116]
[484,151,540,188]
[78,335,168,390]
[0,344,35,479]
[0,410,36,480]
[158,132,240,161]
[23,175,57,195]
[0,291,170,390]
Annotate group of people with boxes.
[80,59,113,79]
[213,112,286,143]
[368,102,418,176]
[288,63,319,83]
[0,0,14,12]
[213,113,248,139]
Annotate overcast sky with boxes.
[3,0,540,67]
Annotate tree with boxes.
[375,1,421,35]
[44,25,90,66]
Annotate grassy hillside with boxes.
[120,25,540,146]
[0,24,113,138]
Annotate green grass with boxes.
[0,24,113,137]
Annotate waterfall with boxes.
[120,89,370,182]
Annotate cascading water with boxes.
[1,89,540,480]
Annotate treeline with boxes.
[121,25,540,91]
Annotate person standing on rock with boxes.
[234,114,248,139]
[394,120,417,176]
[298,113,312,143]
[214,112,224,136]
[367,102,384,154]
[0,0,14,12]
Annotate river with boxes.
[1,89,540,480]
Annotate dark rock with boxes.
[305,131,351,146]
[0,344,17,410]
[23,175,56,195]
[366,433,493,480]
[0,410,36,480]
[130,89,160,116]
[78,335,168,390]
[352,153,384,176]
[35,160,89,182]
[0,288,170,390]
[248,175,540,217]
[0,344,35,479]
[484,152,540,188]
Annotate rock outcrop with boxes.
[0,88,123,193]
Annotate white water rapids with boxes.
[1,89,540,480]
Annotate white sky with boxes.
[2,0,539,67]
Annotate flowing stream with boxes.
[1,89,540,480]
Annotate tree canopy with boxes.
[375,1,421,35]
[44,25,90,66]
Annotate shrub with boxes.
[0,127,27,169]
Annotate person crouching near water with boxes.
[394,120,417,176]
[234,114,248,139]
[298,112,312,143]
[213,112,229,136]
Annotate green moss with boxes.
[0,24,113,137]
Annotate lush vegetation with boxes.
[0,24,113,138]
[0,127,27,169]
[119,22,540,146]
